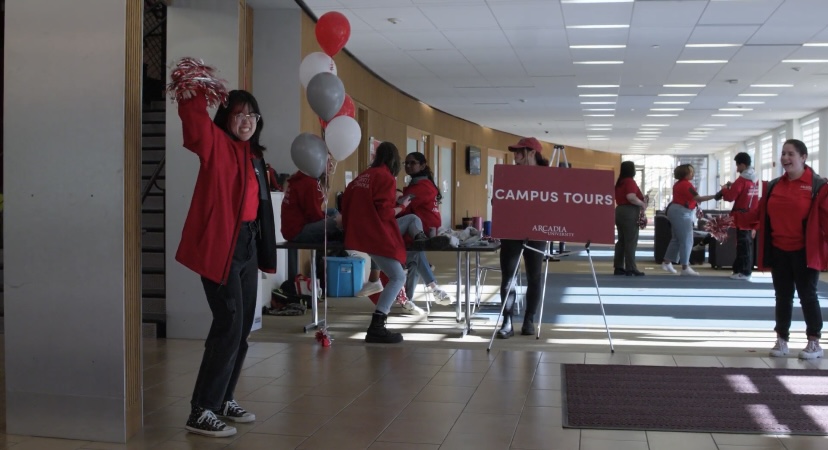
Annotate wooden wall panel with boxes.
[298,13,621,229]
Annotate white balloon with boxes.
[325,116,361,161]
[299,52,337,88]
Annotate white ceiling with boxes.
[296,0,828,155]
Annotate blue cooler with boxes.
[326,256,365,297]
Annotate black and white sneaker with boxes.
[185,407,237,437]
[217,399,256,423]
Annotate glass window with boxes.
[802,117,819,171]
[760,135,773,183]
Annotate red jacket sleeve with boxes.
[721,177,746,202]
[373,171,398,223]
[177,94,218,161]
[818,187,828,240]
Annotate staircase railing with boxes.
[141,155,166,204]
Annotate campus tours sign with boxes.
[491,165,615,244]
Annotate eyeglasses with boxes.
[404,161,419,166]
[234,113,261,124]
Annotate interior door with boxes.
[487,150,507,220]
[437,145,453,230]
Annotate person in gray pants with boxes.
[614,161,648,276]
[662,164,716,276]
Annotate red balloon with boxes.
[316,12,351,57]
[319,94,355,129]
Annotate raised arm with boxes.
[177,92,219,161]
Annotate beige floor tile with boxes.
[233,376,278,397]
[10,437,91,450]
[249,412,331,437]
[580,437,650,450]
[646,431,717,450]
[463,382,530,415]
[240,384,311,404]
[629,354,677,366]
[438,412,520,450]
[524,389,561,407]
[405,352,454,366]
[280,394,355,415]
[413,384,476,403]
[540,352,585,364]
[717,446,787,450]
[584,352,631,365]
[440,358,494,373]
[530,374,561,390]
[428,371,486,387]
[376,402,465,444]
[762,358,815,370]
[143,394,185,415]
[140,440,228,450]
[367,442,439,450]
[778,435,828,449]
[295,404,400,450]
[581,429,647,441]
[451,348,499,361]
[233,399,290,422]
[511,420,580,449]
[717,356,772,368]
[534,362,562,376]
[226,431,306,449]
[672,355,723,367]
[711,433,785,448]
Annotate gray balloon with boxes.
[306,72,345,122]
[290,133,328,178]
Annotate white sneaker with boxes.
[661,262,677,274]
[355,280,383,297]
[430,287,454,306]
[769,337,789,357]
[401,301,426,316]
[799,340,823,360]
[680,267,700,277]
[729,273,751,280]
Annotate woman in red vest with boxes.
[176,89,277,437]
[340,142,409,343]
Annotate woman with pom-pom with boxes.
[176,88,277,437]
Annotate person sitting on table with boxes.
[399,152,454,306]
[497,137,550,339]
[661,164,716,276]
[281,167,343,244]
[738,139,826,360]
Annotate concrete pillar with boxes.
[4,0,143,442]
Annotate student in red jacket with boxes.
[281,170,342,243]
[176,89,277,437]
[740,139,828,360]
[661,164,716,276]
[714,152,759,280]
[341,142,409,343]
[400,152,454,305]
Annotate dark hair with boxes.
[616,161,636,187]
[534,151,549,167]
[674,164,694,180]
[734,152,751,166]
[213,90,266,157]
[406,152,443,203]
[371,141,401,176]
[784,138,808,156]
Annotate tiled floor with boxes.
[4,246,828,449]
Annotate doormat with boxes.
[562,364,828,435]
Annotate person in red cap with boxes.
[496,137,550,339]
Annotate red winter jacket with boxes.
[280,171,324,241]
[341,166,406,264]
[400,177,441,232]
[175,95,277,283]
[721,167,759,229]
[741,167,828,271]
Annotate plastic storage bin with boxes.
[326,256,365,297]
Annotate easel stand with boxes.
[486,240,614,353]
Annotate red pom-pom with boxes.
[704,214,735,243]
[165,57,229,108]
[315,328,332,347]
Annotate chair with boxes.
[475,264,524,315]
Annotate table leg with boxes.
[455,251,462,323]
[465,251,472,334]
[303,249,325,333]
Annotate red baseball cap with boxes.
[508,137,542,153]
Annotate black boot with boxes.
[365,311,403,344]
[496,312,514,339]
[521,316,535,336]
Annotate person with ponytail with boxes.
[399,152,455,306]
[496,137,549,339]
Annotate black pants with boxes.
[499,239,546,319]
[613,205,640,272]
[732,229,754,276]
[191,222,259,411]
[771,247,823,340]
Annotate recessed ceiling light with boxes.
[782,59,828,63]
[803,43,828,47]
[587,135,607,138]
[585,114,615,117]
[587,124,613,126]
[642,124,670,127]
[570,45,627,49]
[738,93,777,97]
[650,108,684,111]
[701,124,726,127]
[647,114,678,117]
[577,85,620,88]
[566,25,630,29]
[574,61,624,64]
[728,101,764,105]
[581,101,617,105]
[637,131,661,134]
[677,60,728,64]
[750,84,793,88]
[562,0,633,3]
[658,93,697,97]
[663,84,706,88]
[587,127,613,131]
[719,107,753,111]
[685,44,741,48]
[712,113,742,117]
[583,108,616,111]
[654,101,690,105]
[685,138,704,141]
[634,137,656,141]
[579,94,618,97]
[688,131,708,134]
